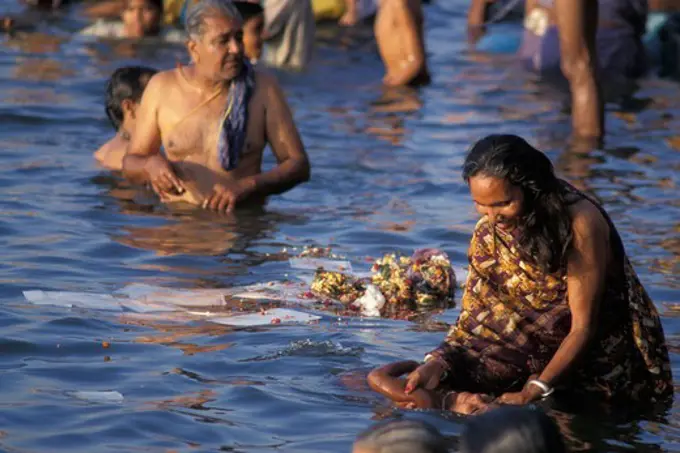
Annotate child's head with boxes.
[459,406,567,453]
[105,66,157,132]
[353,420,449,453]
[122,0,163,38]
[234,1,264,62]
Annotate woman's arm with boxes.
[537,204,609,386]
[498,203,610,404]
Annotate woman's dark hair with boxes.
[105,66,157,131]
[125,0,163,10]
[354,420,449,453]
[233,1,264,21]
[459,406,567,453]
[462,134,572,273]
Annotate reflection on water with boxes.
[0,1,680,452]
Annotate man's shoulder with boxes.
[145,68,182,94]
[253,68,279,91]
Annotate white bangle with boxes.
[527,379,555,398]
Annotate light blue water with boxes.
[1,1,680,451]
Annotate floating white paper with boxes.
[117,284,228,307]
[210,308,321,327]
[231,281,313,305]
[70,390,124,404]
[288,257,353,273]
[23,291,124,311]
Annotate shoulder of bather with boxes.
[140,70,178,101]
[254,69,283,94]
[569,200,610,242]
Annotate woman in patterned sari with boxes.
[368,134,672,413]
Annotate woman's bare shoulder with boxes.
[568,199,610,241]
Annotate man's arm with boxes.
[245,74,311,196]
[121,73,184,193]
[381,0,426,86]
[554,0,603,139]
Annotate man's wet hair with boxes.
[105,66,157,131]
[459,406,567,453]
[185,0,242,39]
[233,1,263,22]
[354,420,449,453]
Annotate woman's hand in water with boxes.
[202,179,256,213]
[143,154,185,197]
[404,358,449,394]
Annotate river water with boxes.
[1,1,680,452]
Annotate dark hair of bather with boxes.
[233,1,264,22]
[462,134,573,273]
[105,66,157,131]
[353,420,449,453]
[125,0,163,10]
[458,406,567,453]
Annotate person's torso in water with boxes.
[156,67,267,204]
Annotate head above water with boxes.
[105,66,157,132]
[122,0,163,38]
[459,406,567,453]
[462,134,573,272]
[234,1,264,62]
[185,0,245,82]
[352,420,449,453]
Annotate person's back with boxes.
[374,0,429,86]
[459,406,566,453]
[353,420,449,453]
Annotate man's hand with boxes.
[143,154,185,197]
[202,179,256,213]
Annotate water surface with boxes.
[1,2,680,451]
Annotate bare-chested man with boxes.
[122,0,310,213]
[375,0,429,87]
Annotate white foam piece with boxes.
[210,308,321,327]
[23,291,124,311]
[288,257,353,273]
[70,390,124,404]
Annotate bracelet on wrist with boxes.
[527,379,555,399]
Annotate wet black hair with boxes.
[124,0,163,10]
[459,406,567,453]
[462,134,573,273]
[354,420,449,453]
[105,66,157,131]
[233,1,264,22]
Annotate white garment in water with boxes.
[80,19,186,43]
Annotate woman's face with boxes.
[469,175,524,229]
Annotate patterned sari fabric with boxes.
[430,188,672,402]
